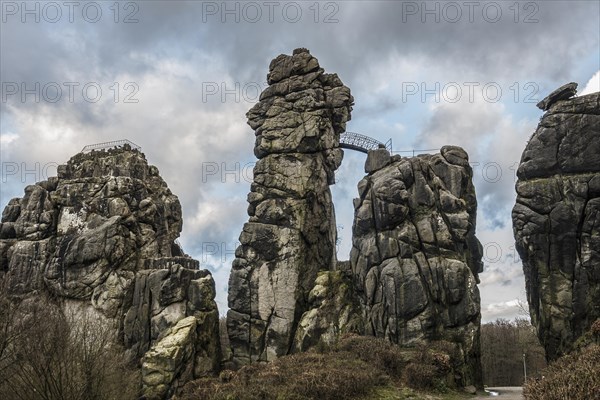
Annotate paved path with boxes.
[474,387,524,400]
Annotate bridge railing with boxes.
[340,132,392,153]
[391,149,438,157]
[81,139,141,153]
[341,132,437,157]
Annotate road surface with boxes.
[474,387,524,399]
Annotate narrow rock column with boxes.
[227,48,353,365]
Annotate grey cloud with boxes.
[5,1,598,104]
[1,0,598,321]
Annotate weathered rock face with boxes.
[0,146,220,396]
[142,316,199,400]
[293,264,364,352]
[513,88,600,361]
[350,146,483,387]
[227,48,353,365]
[1,147,182,296]
[536,82,578,111]
[123,264,220,368]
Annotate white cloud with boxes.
[483,299,526,322]
[0,132,19,146]
[581,70,600,95]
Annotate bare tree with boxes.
[0,294,139,400]
[480,318,546,387]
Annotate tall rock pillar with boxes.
[227,48,353,365]
[512,84,600,361]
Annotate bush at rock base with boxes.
[179,334,462,400]
[332,334,411,380]
[591,319,600,338]
[182,352,385,400]
[523,344,600,400]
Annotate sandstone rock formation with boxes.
[123,264,220,365]
[227,48,353,365]
[227,49,484,389]
[350,146,483,387]
[142,316,198,400]
[0,145,220,396]
[513,87,600,361]
[293,266,364,352]
[536,82,578,111]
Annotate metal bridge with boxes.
[81,139,141,153]
[340,132,438,157]
[340,132,392,154]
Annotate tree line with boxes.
[480,318,547,387]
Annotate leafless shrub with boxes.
[402,342,452,392]
[333,333,411,379]
[179,333,461,399]
[0,294,139,400]
[523,344,600,400]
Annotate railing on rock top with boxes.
[392,149,439,157]
[340,132,437,156]
[80,136,437,158]
[81,139,141,153]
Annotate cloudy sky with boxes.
[1,0,599,322]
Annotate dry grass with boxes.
[179,351,387,400]
[179,334,459,400]
[333,334,413,379]
[523,344,600,400]
[592,319,600,338]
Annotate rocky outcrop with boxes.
[227,48,353,365]
[0,145,220,396]
[350,146,483,387]
[293,266,364,352]
[226,50,483,389]
[536,82,578,111]
[1,146,182,296]
[142,316,198,400]
[364,146,392,173]
[123,264,220,369]
[513,87,600,361]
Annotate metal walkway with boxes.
[340,132,392,154]
[81,139,141,153]
[340,132,438,157]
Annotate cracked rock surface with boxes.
[0,146,220,396]
[227,49,484,389]
[350,146,484,387]
[227,48,353,365]
[513,90,600,361]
